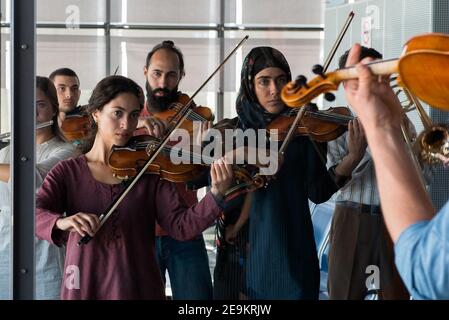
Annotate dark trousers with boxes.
[327,202,409,300]
[155,235,212,300]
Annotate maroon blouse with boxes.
[36,155,221,300]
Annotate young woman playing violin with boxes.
[213,47,338,300]
[35,75,233,300]
[0,77,78,299]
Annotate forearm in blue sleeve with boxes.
[394,203,449,300]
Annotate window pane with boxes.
[37,0,107,24]
[225,0,323,26]
[111,0,219,25]
[0,0,10,23]
[0,0,11,300]
[37,29,107,105]
[0,29,10,134]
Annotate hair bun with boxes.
[162,40,174,47]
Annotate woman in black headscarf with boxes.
[213,46,338,299]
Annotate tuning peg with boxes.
[324,92,336,102]
[312,64,325,77]
[295,75,308,88]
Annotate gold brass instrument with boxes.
[392,82,428,188]
[400,87,449,165]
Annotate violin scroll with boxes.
[281,70,339,108]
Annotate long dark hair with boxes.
[36,76,64,141]
[81,75,144,153]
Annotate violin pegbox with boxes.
[295,75,308,88]
[324,92,336,102]
[312,64,335,102]
[312,64,325,78]
[281,71,339,108]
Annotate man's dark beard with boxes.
[145,81,179,113]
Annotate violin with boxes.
[281,33,449,111]
[108,135,266,199]
[60,105,90,141]
[150,93,214,134]
[115,92,216,181]
[267,106,353,142]
[108,135,208,182]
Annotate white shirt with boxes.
[0,137,78,299]
[327,131,380,205]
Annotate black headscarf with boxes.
[236,47,292,130]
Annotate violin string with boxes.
[307,111,353,123]
[286,107,352,123]
[188,112,208,122]
[163,145,216,164]
[141,143,214,164]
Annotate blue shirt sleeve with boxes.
[394,200,449,300]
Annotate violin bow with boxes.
[113,65,120,76]
[170,35,249,120]
[305,11,356,185]
[78,35,249,246]
[277,11,355,162]
[323,11,354,73]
